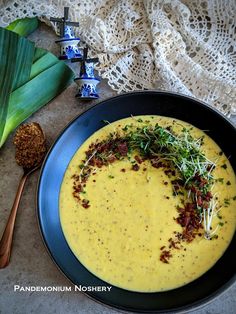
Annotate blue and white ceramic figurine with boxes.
[50,7,82,60]
[72,46,100,100]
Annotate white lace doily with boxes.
[1,0,235,116]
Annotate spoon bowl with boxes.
[0,122,46,268]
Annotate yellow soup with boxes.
[60,116,236,292]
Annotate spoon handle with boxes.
[0,173,28,268]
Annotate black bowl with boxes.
[37,91,236,313]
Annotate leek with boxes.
[0,26,74,148]
[6,17,39,37]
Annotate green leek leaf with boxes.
[33,47,47,62]
[0,28,35,142]
[0,27,75,148]
[30,52,58,80]
[6,17,39,37]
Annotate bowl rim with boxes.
[36,89,236,313]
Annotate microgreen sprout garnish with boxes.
[202,194,220,239]
[125,124,222,239]
[125,124,216,184]
[72,120,224,243]
[101,120,111,125]
[79,149,97,182]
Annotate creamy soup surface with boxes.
[60,116,236,292]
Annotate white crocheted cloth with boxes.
[1,0,235,116]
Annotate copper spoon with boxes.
[0,123,46,268]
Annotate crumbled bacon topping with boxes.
[82,199,90,209]
[176,202,202,242]
[160,250,172,264]
[70,128,214,265]
[134,155,143,164]
[132,164,140,171]
[117,142,128,156]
